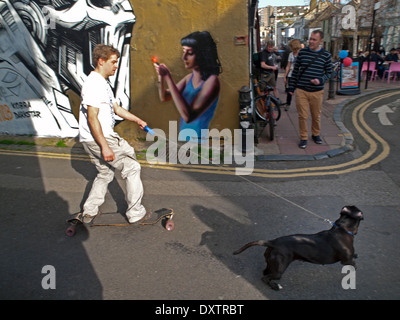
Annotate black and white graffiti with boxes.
[0,0,135,137]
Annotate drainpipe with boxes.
[248,0,258,144]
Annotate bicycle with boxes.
[253,79,281,141]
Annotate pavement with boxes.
[255,71,400,161]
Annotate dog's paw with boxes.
[270,282,283,291]
[262,277,283,290]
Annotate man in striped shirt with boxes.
[288,30,333,149]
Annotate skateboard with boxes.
[65,208,174,237]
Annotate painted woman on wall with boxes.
[154,31,222,141]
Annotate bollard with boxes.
[328,73,335,100]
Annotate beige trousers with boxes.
[295,89,324,140]
[82,134,146,223]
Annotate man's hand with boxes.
[310,78,320,85]
[137,119,147,131]
[102,145,115,162]
[261,61,278,72]
[87,106,115,162]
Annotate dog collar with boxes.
[331,222,355,237]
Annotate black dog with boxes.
[233,205,363,290]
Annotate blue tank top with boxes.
[178,74,219,142]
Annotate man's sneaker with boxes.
[129,210,152,224]
[299,140,308,149]
[312,135,323,144]
[83,214,96,225]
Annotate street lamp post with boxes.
[269,13,275,42]
[365,1,380,90]
[274,7,278,46]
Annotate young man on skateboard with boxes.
[79,44,150,224]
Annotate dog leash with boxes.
[234,175,335,226]
[222,176,357,235]
[234,177,355,236]
[144,134,335,228]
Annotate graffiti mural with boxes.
[0,0,135,137]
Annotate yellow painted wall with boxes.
[116,0,249,142]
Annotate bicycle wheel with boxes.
[267,103,275,141]
[255,96,267,120]
[270,97,281,122]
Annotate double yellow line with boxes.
[0,148,90,161]
[141,91,397,178]
[0,91,397,178]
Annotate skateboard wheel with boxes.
[65,226,76,237]
[165,219,174,231]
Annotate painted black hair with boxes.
[181,31,222,81]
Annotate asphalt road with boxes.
[0,91,399,303]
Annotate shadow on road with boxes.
[0,145,102,299]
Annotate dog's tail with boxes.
[233,240,271,255]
